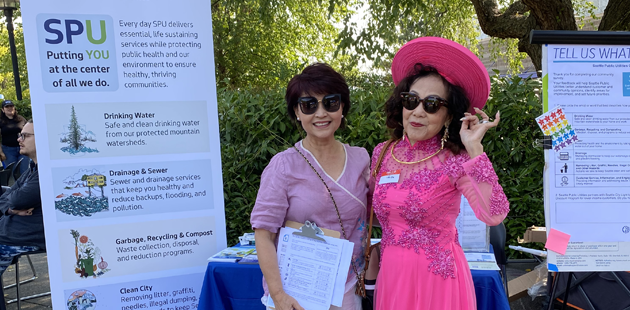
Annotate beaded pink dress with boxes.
[370,136,510,310]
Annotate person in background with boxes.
[0,100,29,174]
[369,37,509,309]
[0,119,44,308]
[251,63,370,310]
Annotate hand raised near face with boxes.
[459,107,500,159]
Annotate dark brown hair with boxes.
[285,63,350,127]
[385,63,469,154]
[0,103,22,125]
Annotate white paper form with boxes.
[465,252,497,262]
[272,227,349,310]
[467,262,501,271]
[465,252,500,270]
[546,44,630,242]
[331,240,353,307]
[544,44,630,271]
[456,196,490,252]
[546,241,630,271]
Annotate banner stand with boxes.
[531,30,630,310]
[21,2,227,308]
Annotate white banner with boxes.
[21,1,226,308]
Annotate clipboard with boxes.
[284,220,341,238]
[269,221,351,309]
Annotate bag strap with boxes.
[292,145,362,281]
[371,139,395,178]
[364,205,375,260]
[364,139,395,264]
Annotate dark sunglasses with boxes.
[400,92,448,114]
[297,94,342,115]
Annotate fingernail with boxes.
[459,117,466,121]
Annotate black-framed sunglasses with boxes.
[297,94,342,115]
[400,92,449,114]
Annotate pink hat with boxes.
[391,37,490,112]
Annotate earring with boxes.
[441,123,450,145]
[297,117,300,121]
[341,115,344,118]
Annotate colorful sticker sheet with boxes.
[535,106,578,151]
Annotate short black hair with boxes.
[285,63,350,127]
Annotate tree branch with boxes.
[517,27,541,72]
[470,0,531,38]
[503,1,529,16]
[521,0,577,30]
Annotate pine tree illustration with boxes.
[60,106,96,151]
[68,106,81,149]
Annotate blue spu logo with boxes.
[283,234,289,242]
[622,226,630,234]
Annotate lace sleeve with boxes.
[451,153,509,225]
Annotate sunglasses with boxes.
[297,94,342,115]
[400,92,449,114]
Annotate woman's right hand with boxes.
[0,153,5,162]
[255,229,304,310]
[271,291,305,310]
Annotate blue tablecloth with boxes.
[198,262,510,310]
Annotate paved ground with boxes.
[507,260,547,310]
[2,254,553,309]
[2,253,51,309]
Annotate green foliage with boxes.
[219,73,545,259]
[218,86,297,241]
[0,15,28,100]
[212,0,354,89]
[14,98,31,120]
[483,73,545,258]
[336,0,481,70]
[336,74,392,148]
[482,38,529,76]
[334,0,609,73]
[573,0,599,29]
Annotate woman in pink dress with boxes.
[370,37,510,309]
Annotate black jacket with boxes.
[0,162,45,249]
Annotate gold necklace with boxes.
[390,137,444,165]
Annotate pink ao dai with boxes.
[370,136,509,310]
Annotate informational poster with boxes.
[456,196,490,253]
[543,44,630,271]
[21,1,226,308]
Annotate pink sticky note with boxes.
[545,228,571,255]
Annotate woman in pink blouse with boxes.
[251,63,370,310]
[370,37,510,309]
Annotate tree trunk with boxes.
[518,31,541,72]
[470,0,578,74]
[521,0,577,31]
[599,0,630,31]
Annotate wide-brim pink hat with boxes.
[391,37,490,112]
